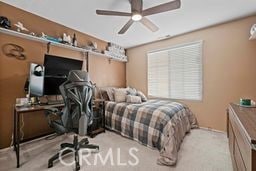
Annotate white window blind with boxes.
[148,41,203,100]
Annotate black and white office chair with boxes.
[45,70,99,171]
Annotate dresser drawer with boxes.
[228,123,234,156]
[229,108,251,170]
[228,122,238,171]
[234,140,246,171]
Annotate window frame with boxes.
[146,40,204,101]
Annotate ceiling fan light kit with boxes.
[132,13,142,21]
[96,0,181,34]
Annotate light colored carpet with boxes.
[0,129,232,171]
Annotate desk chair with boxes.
[45,70,99,171]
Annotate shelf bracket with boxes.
[47,42,51,54]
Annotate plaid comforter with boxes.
[105,100,198,166]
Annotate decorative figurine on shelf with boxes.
[72,33,78,47]
[14,22,28,32]
[88,41,97,50]
[63,33,72,45]
[41,32,47,38]
[92,42,98,49]
[30,32,36,36]
[41,32,62,43]
[0,16,11,29]
[90,42,101,52]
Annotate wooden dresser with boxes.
[228,103,256,171]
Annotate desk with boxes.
[13,103,64,168]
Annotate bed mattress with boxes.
[105,99,198,166]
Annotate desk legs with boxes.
[17,111,20,168]
[13,108,16,152]
[13,108,20,168]
[103,101,105,128]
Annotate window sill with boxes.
[148,96,203,102]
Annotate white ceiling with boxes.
[2,0,256,48]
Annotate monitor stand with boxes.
[29,96,41,106]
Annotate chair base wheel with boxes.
[48,163,53,168]
[47,135,98,170]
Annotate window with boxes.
[147,41,203,100]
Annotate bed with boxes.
[105,99,198,166]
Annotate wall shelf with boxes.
[0,27,127,62]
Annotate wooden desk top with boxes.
[15,99,104,113]
[230,103,256,144]
[15,103,64,113]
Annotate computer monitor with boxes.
[29,63,44,97]
[43,54,83,95]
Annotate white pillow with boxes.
[127,87,137,96]
[126,95,142,104]
[114,88,127,103]
[137,91,147,102]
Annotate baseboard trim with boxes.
[199,127,226,134]
[0,146,11,152]
[0,128,226,152]
[0,133,57,152]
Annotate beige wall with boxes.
[0,2,126,149]
[126,16,256,131]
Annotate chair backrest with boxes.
[60,70,94,132]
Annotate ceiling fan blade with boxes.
[131,0,143,13]
[96,10,131,16]
[140,17,159,32]
[118,19,134,34]
[142,0,181,16]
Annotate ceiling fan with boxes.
[96,0,181,34]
